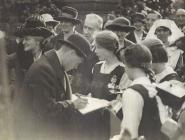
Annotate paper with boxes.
[161,118,178,138]
[157,81,185,98]
[72,94,110,114]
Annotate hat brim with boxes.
[20,27,52,38]
[55,17,81,25]
[106,24,135,32]
[59,39,87,58]
[46,21,60,27]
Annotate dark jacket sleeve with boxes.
[23,64,75,119]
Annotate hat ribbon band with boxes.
[61,13,76,19]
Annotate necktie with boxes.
[64,71,72,100]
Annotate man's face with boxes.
[176,13,185,27]
[64,49,84,71]
[146,13,159,30]
[134,21,144,31]
[155,27,171,43]
[56,21,74,35]
[114,30,128,42]
[83,19,99,43]
[23,36,40,52]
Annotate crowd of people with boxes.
[1,1,185,140]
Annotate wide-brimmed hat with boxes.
[55,6,81,25]
[58,33,91,59]
[41,13,59,27]
[20,15,52,38]
[105,17,135,32]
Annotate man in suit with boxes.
[19,33,91,140]
[71,13,103,94]
[126,13,147,43]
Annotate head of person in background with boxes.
[132,12,146,32]
[41,13,59,35]
[105,17,135,49]
[55,6,81,39]
[141,38,179,83]
[103,13,116,29]
[83,13,103,45]
[126,12,147,43]
[146,10,162,31]
[14,25,34,70]
[155,25,171,45]
[21,14,52,61]
[176,8,185,30]
[146,19,184,46]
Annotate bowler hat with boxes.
[41,13,59,27]
[59,33,91,58]
[21,14,52,38]
[105,17,135,32]
[55,6,81,25]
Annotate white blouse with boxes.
[120,77,157,139]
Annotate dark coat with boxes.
[126,31,147,43]
[19,50,81,140]
[123,38,135,49]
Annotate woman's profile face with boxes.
[94,42,113,61]
[155,26,171,43]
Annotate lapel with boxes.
[44,50,72,100]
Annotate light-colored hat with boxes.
[176,8,185,16]
[41,13,59,26]
[146,19,184,44]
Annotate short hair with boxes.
[122,44,152,68]
[94,30,119,52]
[142,38,168,63]
[85,13,103,29]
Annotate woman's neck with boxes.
[105,55,120,66]
[132,68,147,80]
[154,64,166,74]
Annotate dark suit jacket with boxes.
[20,50,81,140]
[126,31,147,43]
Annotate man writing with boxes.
[20,33,91,140]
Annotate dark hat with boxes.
[55,6,81,25]
[59,33,91,59]
[14,25,24,37]
[132,12,146,23]
[20,14,52,38]
[105,17,135,32]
